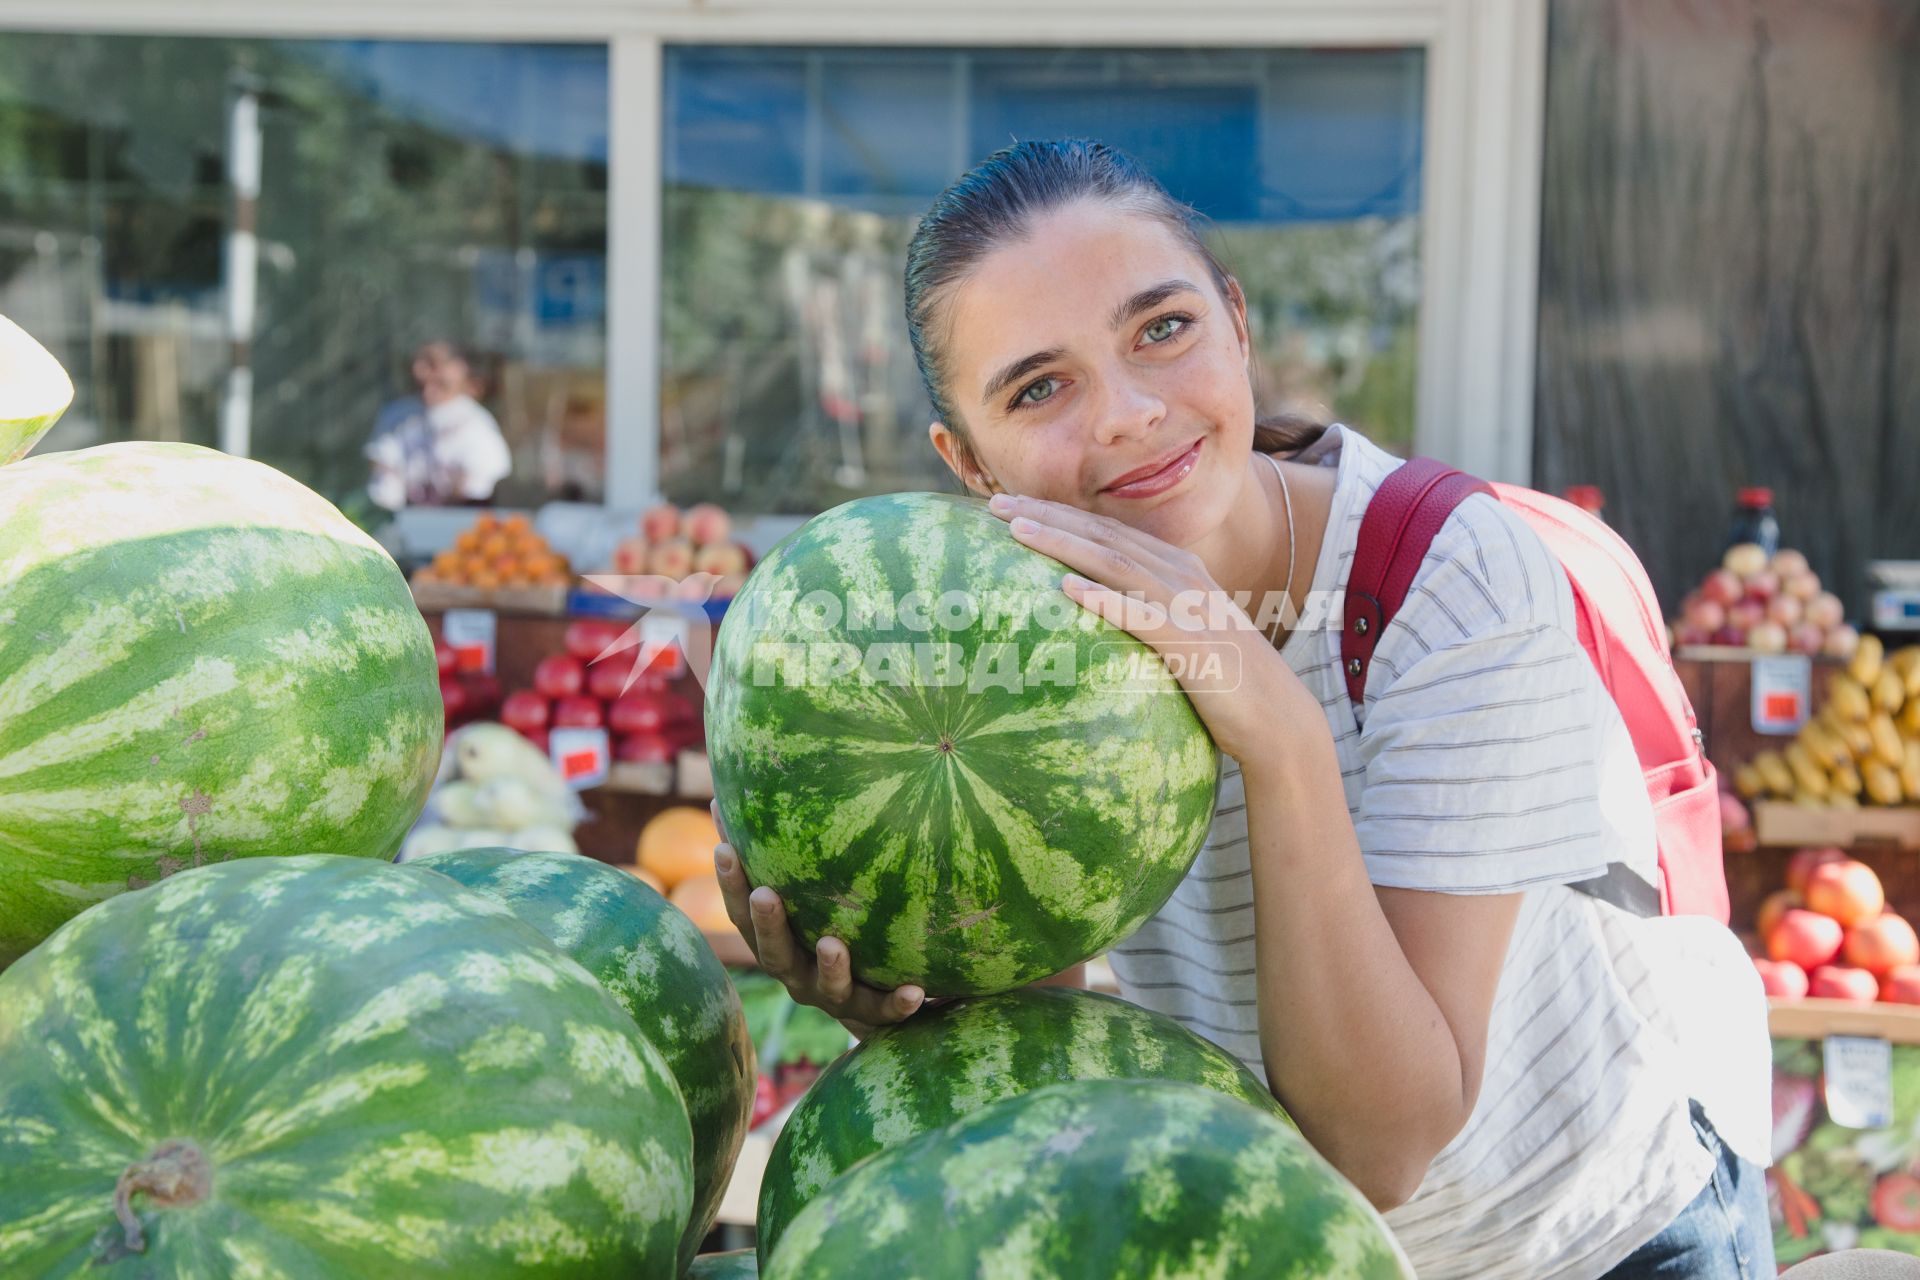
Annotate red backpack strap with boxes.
[1343,459,1493,709]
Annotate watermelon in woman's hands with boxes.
[705,492,1218,996]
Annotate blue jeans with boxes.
[1602,1100,1776,1278]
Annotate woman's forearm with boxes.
[1241,691,1475,1209]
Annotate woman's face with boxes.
[931,200,1256,549]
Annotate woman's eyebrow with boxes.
[978,278,1203,407]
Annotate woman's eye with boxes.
[1015,378,1058,408]
[1143,316,1188,344]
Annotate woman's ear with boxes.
[929,421,996,497]
[1223,275,1252,365]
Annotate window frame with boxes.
[2,0,1546,503]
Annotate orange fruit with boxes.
[637,806,721,890]
[1806,859,1886,929]
[475,513,499,533]
[502,513,532,535]
[669,875,731,933]
[468,568,501,591]
[454,529,482,553]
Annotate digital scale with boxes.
[1869,561,1920,634]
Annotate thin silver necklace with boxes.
[1259,450,1297,647]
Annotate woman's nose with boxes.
[1092,375,1166,446]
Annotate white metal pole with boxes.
[220,82,261,458]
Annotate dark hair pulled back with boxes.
[903,138,1325,473]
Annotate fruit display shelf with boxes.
[1770,995,1920,1043]
[1755,802,1920,853]
[411,577,571,616]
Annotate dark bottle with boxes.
[1727,487,1780,559]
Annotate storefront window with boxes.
[662,45,1424,514]
[0,35,608,522]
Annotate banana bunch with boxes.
[1735,638,1920,809]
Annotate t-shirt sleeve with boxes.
[1345,495,1660,898]
[449,408,513,500]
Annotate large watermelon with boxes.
[414,847,754,1268]
[0,855,693,1277]
[763,1080,1409,1280]
[0,442,442,966]
[705,492,1218,995]
[0,313,73,465]
[756,986,1289,1263]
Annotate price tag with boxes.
[1823,1035,1894,1130]
[1751,653,1812,735]
[548,727,610,791]
[638,611,691,677]
[442,608,497,675]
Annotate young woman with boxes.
[713,140,1774,1279]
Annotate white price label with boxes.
[441,608,497,676]
[1751,653,1812,735]
[548,727,611,791]
[1824,1035,1894,1130]
[638,611,691,676]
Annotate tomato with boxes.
[1873,1171,1920,1233]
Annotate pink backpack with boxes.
[1344,458,1729,923]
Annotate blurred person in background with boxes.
[366,339,512,510]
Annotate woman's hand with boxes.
[986,492,1298,762]
[710,801,926,1039]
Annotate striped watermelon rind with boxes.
[0,854,693,1276]
[0,313,74,465]
[763,1079,1410,1280]
[706,492,1219,996]
[687,1248,759,1278]
[755,986,1292,1264]
[0,442,443,967]
[414,847,754,1269]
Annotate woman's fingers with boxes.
[748,887,809,981]
[714,842,758,953]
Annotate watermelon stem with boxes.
[112,1139,212,1252]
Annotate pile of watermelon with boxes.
[0,319,754,1277]
[705,493,1412,1277]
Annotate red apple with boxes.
[1846,913,1920,980]
[521,727,551,753]
[1824,625,1860,659]
[439,676,470,723]
[648,538,695,580]
[1700,569,1743,607]
[640,504,681,544]
[1787,847,1850,894]
[552,696,604,729]
[612,537,649,575]
[1728,599,1767,631]
[1807,859,1886,928]
[533,654,585,699]
[685,502,732,548]
[434,639,458,677]
[713,572,748,601]
[1807,592,1845,630]
[1771,549,1810,579]
[564,619,622,662]
[1753,957,1809,999]
[614,732,676,764]
[1683,599,1727,634]
[1788,623,1826,655]
[1723,543,1769,577]
[1746,622,1788,654]
[1766,594,1804,627]
[1743,569,1780,604]
[1674,624,1713,649]
[609,691,691,736]
[1769,909,1845,969]
[587,661,637,702]
[1710,625,1747,647]
[1756,888,1805,941]
[500,690,550,734]
[1784,571,1822,603]
[1881,965,1920,1005]
[1808,964,1879,1004]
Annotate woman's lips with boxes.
[1101,438,1203,499]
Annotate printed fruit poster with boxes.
[1771,1038,1920,1266]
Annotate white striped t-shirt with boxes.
[1110,425,1771,1280]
